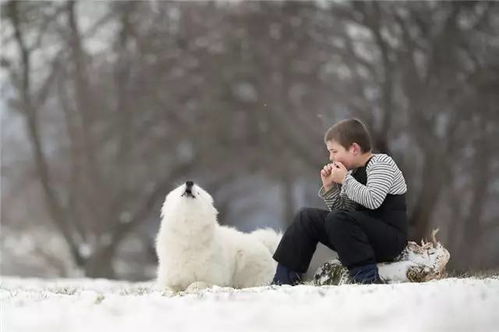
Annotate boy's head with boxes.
[324,118,373,170]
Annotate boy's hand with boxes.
[330,162,348,184]
[320,163,335,192]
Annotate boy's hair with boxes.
[324,118,373,153]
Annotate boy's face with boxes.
[326,140,356,170]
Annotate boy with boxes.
[272,118,408,284]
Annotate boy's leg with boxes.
[324,210,406,273]
[273,207,331,274]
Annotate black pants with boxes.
[273,208,407,273]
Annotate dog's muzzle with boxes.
[181,180,196,198]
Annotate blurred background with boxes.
[1,0,498,280]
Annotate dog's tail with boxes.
[249,228,282,254]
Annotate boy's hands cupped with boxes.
[321,162,348,191]
[320,163,336,192]
[330,162,348,184]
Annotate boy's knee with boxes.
[291,208,327,233]
[326,210,351,223]
[295,207,317,223]
[325,211,354,232]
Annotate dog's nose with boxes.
[182,181,195,198]
[185,181,194,193]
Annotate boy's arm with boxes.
[318,183,357,211]
[341,161,399,209]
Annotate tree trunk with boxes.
[84,245,117,278]
[409,153,445,241]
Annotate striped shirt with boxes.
[318,154,407,211]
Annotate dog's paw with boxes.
[185,281,212,293]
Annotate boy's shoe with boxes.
[349,263,385,284]
[271,263,302,286]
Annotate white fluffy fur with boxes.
[155,183,282,292]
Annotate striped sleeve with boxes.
[318,183,357,211]
[341,161,396,210]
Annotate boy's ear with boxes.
[351,142,361,155]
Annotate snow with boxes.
[1,276,498,332]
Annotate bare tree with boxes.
[2,0,498,278]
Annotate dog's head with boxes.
[161,181,218,222]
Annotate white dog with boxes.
[155,181,282,292]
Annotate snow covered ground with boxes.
[1,276,498,332]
